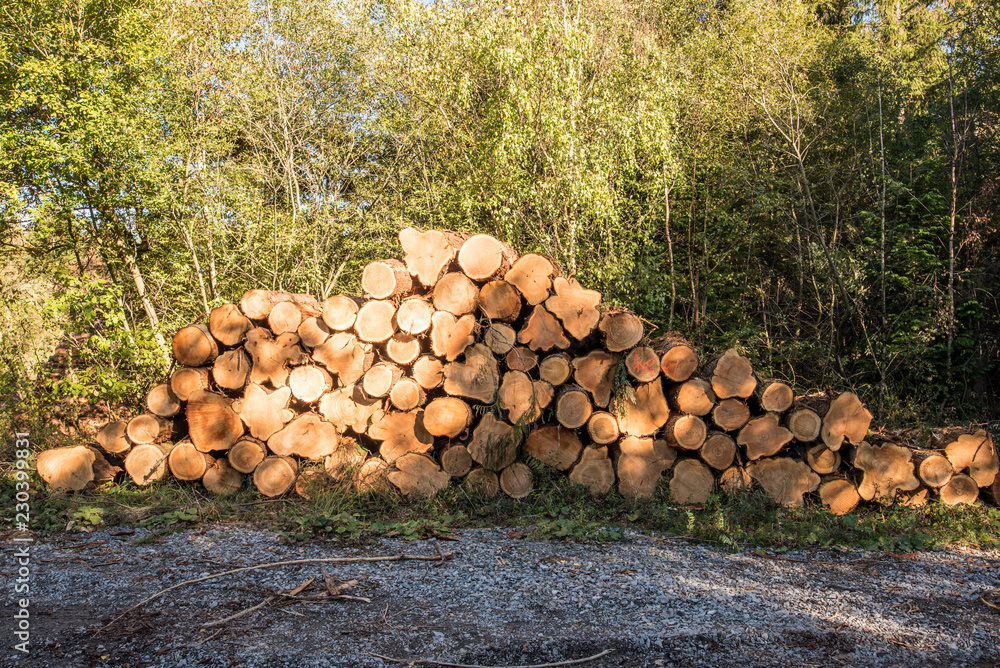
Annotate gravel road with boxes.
[3,526,998,667]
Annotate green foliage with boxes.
[139,507,201,529]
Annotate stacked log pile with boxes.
[37,229,1000,513]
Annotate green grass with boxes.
[2,460,998,554]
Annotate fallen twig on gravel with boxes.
[96,550,453,634]
[202,596,276,628]
[367,649,612,668]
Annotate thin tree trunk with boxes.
[664,178,676,328]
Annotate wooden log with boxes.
[385,333,421,366]
[212,348,251,391]
[209,303,251,346]
[313,332,374,385]
[572,350,618,408]
[467,413,518,470]
[399,227,461,287]
[297,316,332,348]
[324,439,366,481]
[170,366,210,402]
[362,258,413,299]
[917,453,954,488]
[483,323,517,356]
[942,429,999,487]
[87,446,120,486]
[587,411,620,445]
[354,458,391,494]
[168,441,215,481]
[126,414,174,445]
[396,297,434,336]
[545,277,601,340]
[146,383,181,418]
[412,355,445,390]
[423,397,473,438]
[36,446,96,491]
[664,414,707,451]
[458,233,517,281]
[288,365,333,403]
[786,407,822,442]
[748,458,820,507]
[267,301,306,335]
[821,392,873,451]
[504,253,558,305]
[443,344,499,403]
[368,411,434,464]
[253,456,298,497]
[524,425,583,471]
[389,378,426,411]
[295,468,326,499]
[569,446,615,495]
[598,308,643,353]
[432,272,479,316]
[96,420,130,455]
[499,462,534,499]
[244,327,308,387]
[806,444,842,475]
[738,413,793,460]
[172,324,219,367]
[354,300,397,343]
[362,363,403,399]
[538,352,572,386]
[517,305,570,352]
[430,311,476,361]
[616,380,669,437]
[900,485,931,507]
[203,458,242,495]
[706,349,756,399]
[499,371,540,425]
[187,389,245,453]
[464,468,500,497]
[818,478,860,515]
[616,437,677,499]
[125,443,170,486]
[556,386,593,429]
[388,453,451,497]
[940,474,979,505]
[654,332,698,382]
[321,295,361,331]
[231,384,294,441]
[624,346,660,383]
[984,473,1000,506]
[228,437,268,473]
[854,441,920,504]
[712,398,751,431]
[718,466,753,494]
[759,381,794,413]
[241,289,320,321]
[506,347,539,373]
[441,445,473,477]
[669,458,714,504]
[268,414,340,461]
[668,379,716,416]
[479,280,522,322]
[699,433,736,470]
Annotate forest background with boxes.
[2,0,998,441]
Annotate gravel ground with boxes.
[3,525,999,667]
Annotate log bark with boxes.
[786,408,822,442]
[707,349,757,399]
[441,445,473,477]
[616,380,669,437]
[624,346,660,383]
[321,295,361,331]
[388,453,451,497]
[458,233,517,281]
[212,348,251,391]
[244,327,308,387]
[568,446,615,495]
[297,316,332,348]
[423,397,473,438]
[668,379,716,416]
[759,381,794,413]
[854,441,919,504]
[654,332,698,382]
[354,300,397,343]
[818,478,860,516]
[240,289,320,321]
[479,280,522,322]
[464,468,500,497]
[432,272,479,316]
[586,411,620,445]
[96,420,130,455]
[748,458,820,507]
[572,350,618,408]
[253,456,298,497]
[203,459,242,495]
[389,378,426,411]
[168,441,215,481]
[412,355,444,390]
[124,443,170,486]
[209,303,251,346]
[806,444,841,475]
[699,433,736,470]
[504,253,558,305]
[231,384,294,441]
[712,398,750,431]
[368,411,434,464]
[556,386,593,430]
[546,277,601,340]
[940,474,979,505]
[442,344,499,403]
[499,462,534,499]
[399,227,461,288]
[385,333,422,366]
[146,383,181,418]
[396,297,434,336]
[738,413,793,460]
[172,324,219,367]
[467,412,517,470]
[538,352,572,386]
[517,306,570,352]
[483,323,517,356]
[313,333,374,385]
[126,414,174,445]
[187,389,245,452]
[362,362,403,399]
[942,429,998,487]
[36,446,96,491]
[664,414,707,451]
[506,347,539,373]
[598,308,643,353]
[524,425,583,471]
[669,458,714,504]
[170,366,210,402]
[362,258,413,299]
[616,437,677,499]
[228,437,268,473]
[288,365,333,403]
[430,311,476,361]
[821,392,873,451]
